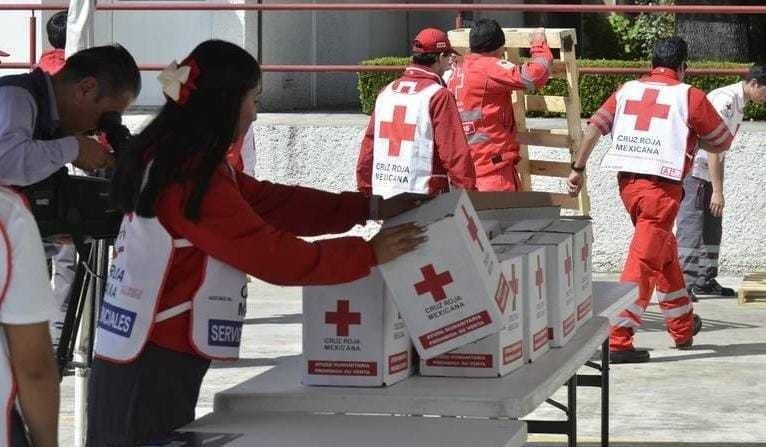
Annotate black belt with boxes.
[618,172,682,185]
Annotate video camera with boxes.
[21,111,131,240]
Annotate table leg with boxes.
[567,376,577,447]
[601,338,610,447]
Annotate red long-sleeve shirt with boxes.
[448,41,553,177]
[356,65,476,195]
[149,167,376,354]
[589,67,735,175]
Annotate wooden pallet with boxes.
[739,272,766,305]
[448,27,590,215]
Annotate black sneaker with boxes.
[610,349,650,364]
[676,338,694,350]
[692,279,736,297]
[692,314,702,336]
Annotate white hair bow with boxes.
[157,60,192,102]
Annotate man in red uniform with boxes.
[357,28,476,198]
[448,19,553,191]
[567,37,734,363]
[34,11,67,75]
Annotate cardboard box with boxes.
[381,191,506,360]
[521,232,577,347]
[302,270,413,387]
[544,220,594,328]
[419,246,525,377]
[468,191,560,230]
[481,219,503,240]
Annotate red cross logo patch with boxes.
[461,205,484,252]
[564,245,573,288]
[379,105,417,156]
[581,234,590,273]
[623,88,670,131]
[510,264,519,312]
[535,256,545,301]
[325,300,361,337]
[414,264,454,303]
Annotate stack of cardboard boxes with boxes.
[302,191,593,386]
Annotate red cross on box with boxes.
[624,88,670,131]
[581,236,589,272]
[461,205,484,252]
[535,256,545,301]
[325,300,361,337]
[510,264,519,312]
[379,105,417,156]
[414,264,453,303]
[564,245,573,287]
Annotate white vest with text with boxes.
[601,80,691,181]
[372,81,443,199]
[94,201,247,362]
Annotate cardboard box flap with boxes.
[528,232,571,245]
[504,244,544,256]
[491,231,536,245]
[506,219,556,232]
[383,191,464,228]
[481,219,502,240]
[468,191,562,210]
[493,245,525,262]
[546,219,591,233]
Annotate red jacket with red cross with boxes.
[590,67,734,177]
[447,41,553,177]
[356,65,476,198]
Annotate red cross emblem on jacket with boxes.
[624,88,670,131]
[379,105,416,156]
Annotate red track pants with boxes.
[611,176,695,351]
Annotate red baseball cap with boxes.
[412,28,458,55]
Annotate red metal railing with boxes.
[0,3,761,75]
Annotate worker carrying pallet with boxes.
[447,19,553,192]
[676,65,766,301]
[567,37,735,364]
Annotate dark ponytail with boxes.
[111,39,261,220]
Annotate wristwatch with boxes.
[570,161,585,173]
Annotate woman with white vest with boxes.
[87,40,425,446]
[0,187,59,447]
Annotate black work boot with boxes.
[610,349,650,364]
[676,314,702,350]
[693,279,736,297]
[687,286,699,303]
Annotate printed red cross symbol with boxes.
[581,235,590,272]
[624,88,670,131]
[325,300,361,337]
[379,105,416,156]
[414,264,454,303]
[564,245,573,287]
[535,256,545,301]
[461,205,483,252]
[510,264,519,311]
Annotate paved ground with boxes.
[59,275,766,446]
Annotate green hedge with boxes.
[358,58,766,120]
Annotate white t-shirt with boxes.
[0,187,54,326]
[691,82,745,181]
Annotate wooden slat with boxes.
[517,129,571,148]
[548,193,581,210]
[525,95,567,114]
[739,272,766,305]
[503,28,578,50]
[529,160,571,177]
[448,28,578,52]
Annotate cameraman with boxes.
[0,44,140,187]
